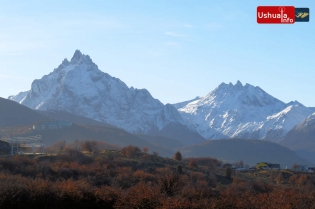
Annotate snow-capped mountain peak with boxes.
[71,49,83,62]
[70,49,93,65]
[174,81,313,141]
[286,100,305,107]
[172,96,200,109]
[8,50,189,136]
[300,113,315,127]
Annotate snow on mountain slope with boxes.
[172,96,200,109]
[295,112,315,129]
[258,104,314,141]
[9,50,187,135]
[176,81,313,141]
[8,91,29,103]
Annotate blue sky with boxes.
[0,0,314,106]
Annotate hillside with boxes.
[38,110,113,127]
[12,124,174,157]
[136,134,184,149]
[38,110,205,148]
[179,139,311,167]
[150,122,205,145]
[0,97,48,127]
[280,113,315,164]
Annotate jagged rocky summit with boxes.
[173,81,314,141]
[9,50,190,137]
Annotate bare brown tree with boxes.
[81,140,98,155]
[142,147,149,154]
[57,141,66,155]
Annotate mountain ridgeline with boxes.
[179,139,310,167]
[280,113,315,164]
[0,96,311,166]
[0,97,48,127]
[5,50,315,165]
[174,81,314,141]
[8,50,204,145]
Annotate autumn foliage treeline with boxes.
[1,146,315,208]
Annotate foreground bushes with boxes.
[1,153,315,208]
[1,173,315,209]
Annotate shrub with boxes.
[142,147,149,154]
[81,141,98,155]
[225,166,232,179]
[173,151,182,161]
[152,151,159,157]
[232,177,243,185]
[176,165,183,174]
[120,146,141,158]
[188,159,198,168]
[184,157,221,171]
[275,173,284,184]
[159,172,181,197]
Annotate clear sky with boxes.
[0,0,314,106]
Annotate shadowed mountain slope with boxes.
[179,139,311,167]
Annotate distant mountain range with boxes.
[173,81,314,141]
[8,50,204,145]
[0,96,312,166]
[6,49,315,165]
